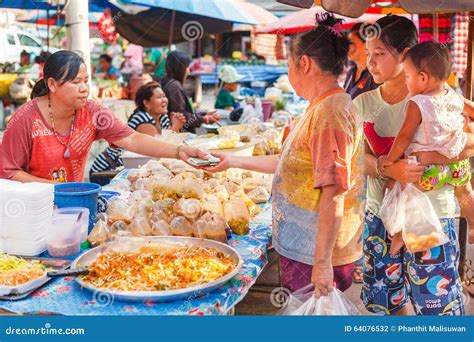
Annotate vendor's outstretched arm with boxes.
[204,154,280,174]
[113,132,209,160]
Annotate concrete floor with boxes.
[236,243,474,315]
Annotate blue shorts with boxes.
[361,211,465,315]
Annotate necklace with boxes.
[48,97,76,158]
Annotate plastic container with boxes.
[54,207,90,243]
[261,100,273,121]
[46,214,82,258]
[6,238,47,256]
[54,182,101,231]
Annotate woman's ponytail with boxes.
[31,78,48,99]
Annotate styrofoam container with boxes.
[6,237,47,256]
[122,150,153,169]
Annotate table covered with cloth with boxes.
[0,200,273,316]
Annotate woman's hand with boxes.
[202,152,232,173]
[311,261,334,298]
[170,112,186,132]
[385,159,425,184]
[204,110,221,124]
[178,145,211,162]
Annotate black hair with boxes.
[31,50,85,99]
[289,12,350,76]
[99,54,113,63]
[403,42,451,81]
[165,50,191,84]
[349,22,366,42]
[34,51,52,64]
[20,50,30,58]
[134,81,162,113]
[375,15,418,54]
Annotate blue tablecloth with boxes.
[199,65,288,85]
[0,205,273,316]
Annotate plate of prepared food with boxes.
[69,236,243,302]
[0,254,71,298]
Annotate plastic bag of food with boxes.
[280,284,359,316]
[224,199,250,235]
[222,181,240,196]
[248,186,270,204]
[225,169,243,184]
[253,137,270,156]
[170,216,193,236]
[160,159,204,178]
[109,220,129,237]
[401,184,448,253]
[107,197,135,223]
[142,160,173,177]
[127,168,148,182]
[173,198,202,220]
[379,182,405,235]
[88,217,110,246]
[263,128,282,153]
[151,219,172,236]
[217,130,240,149]
[171,173,204,199]
[105,179,131,193]
[192,217,208,239]
[230,189,260,216]
[241,177,259,193]
[128,216,153,236]
[149,175,175,200]
[206,213,228,243]
[202,194,223,216]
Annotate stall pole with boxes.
[65,0,91,80]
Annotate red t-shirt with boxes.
[1,98,133,182]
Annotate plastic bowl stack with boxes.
[0,179,54,256]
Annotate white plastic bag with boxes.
[280,284,358,316]
[379,182,405,235]
[401,184,448,253]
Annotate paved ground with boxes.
[236,239,474,315]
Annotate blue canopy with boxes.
[122,0,258,24]
[0,0,64,9]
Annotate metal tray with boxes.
[0,257,71,298]
[71,236,243,303]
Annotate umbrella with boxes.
[257,6,397,34]
[111,0,277,47]
[16,9,102,26]
[122,0,260,24]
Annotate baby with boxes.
[380,42,474,255]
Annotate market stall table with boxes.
[0,169,273,315]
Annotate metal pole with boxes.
[433,13,439,43]
[168,10,176,48]
[65,0,91,82]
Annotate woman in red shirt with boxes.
[1,51,208,183]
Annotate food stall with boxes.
[0,154,276,315]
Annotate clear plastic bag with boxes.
[170,216,193,236]
[173,198,202,220]
[129,216,153,236]
[171,173,204,199]
[379,182,405,235]
[280,284,359,316]
[224,199,250,235]
[107,197,135,223]
[202,194,223,216]
[151,219,172,236]
[401,184,448,253]
[88,216,110,247]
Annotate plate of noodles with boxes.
[71,236,243,302]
